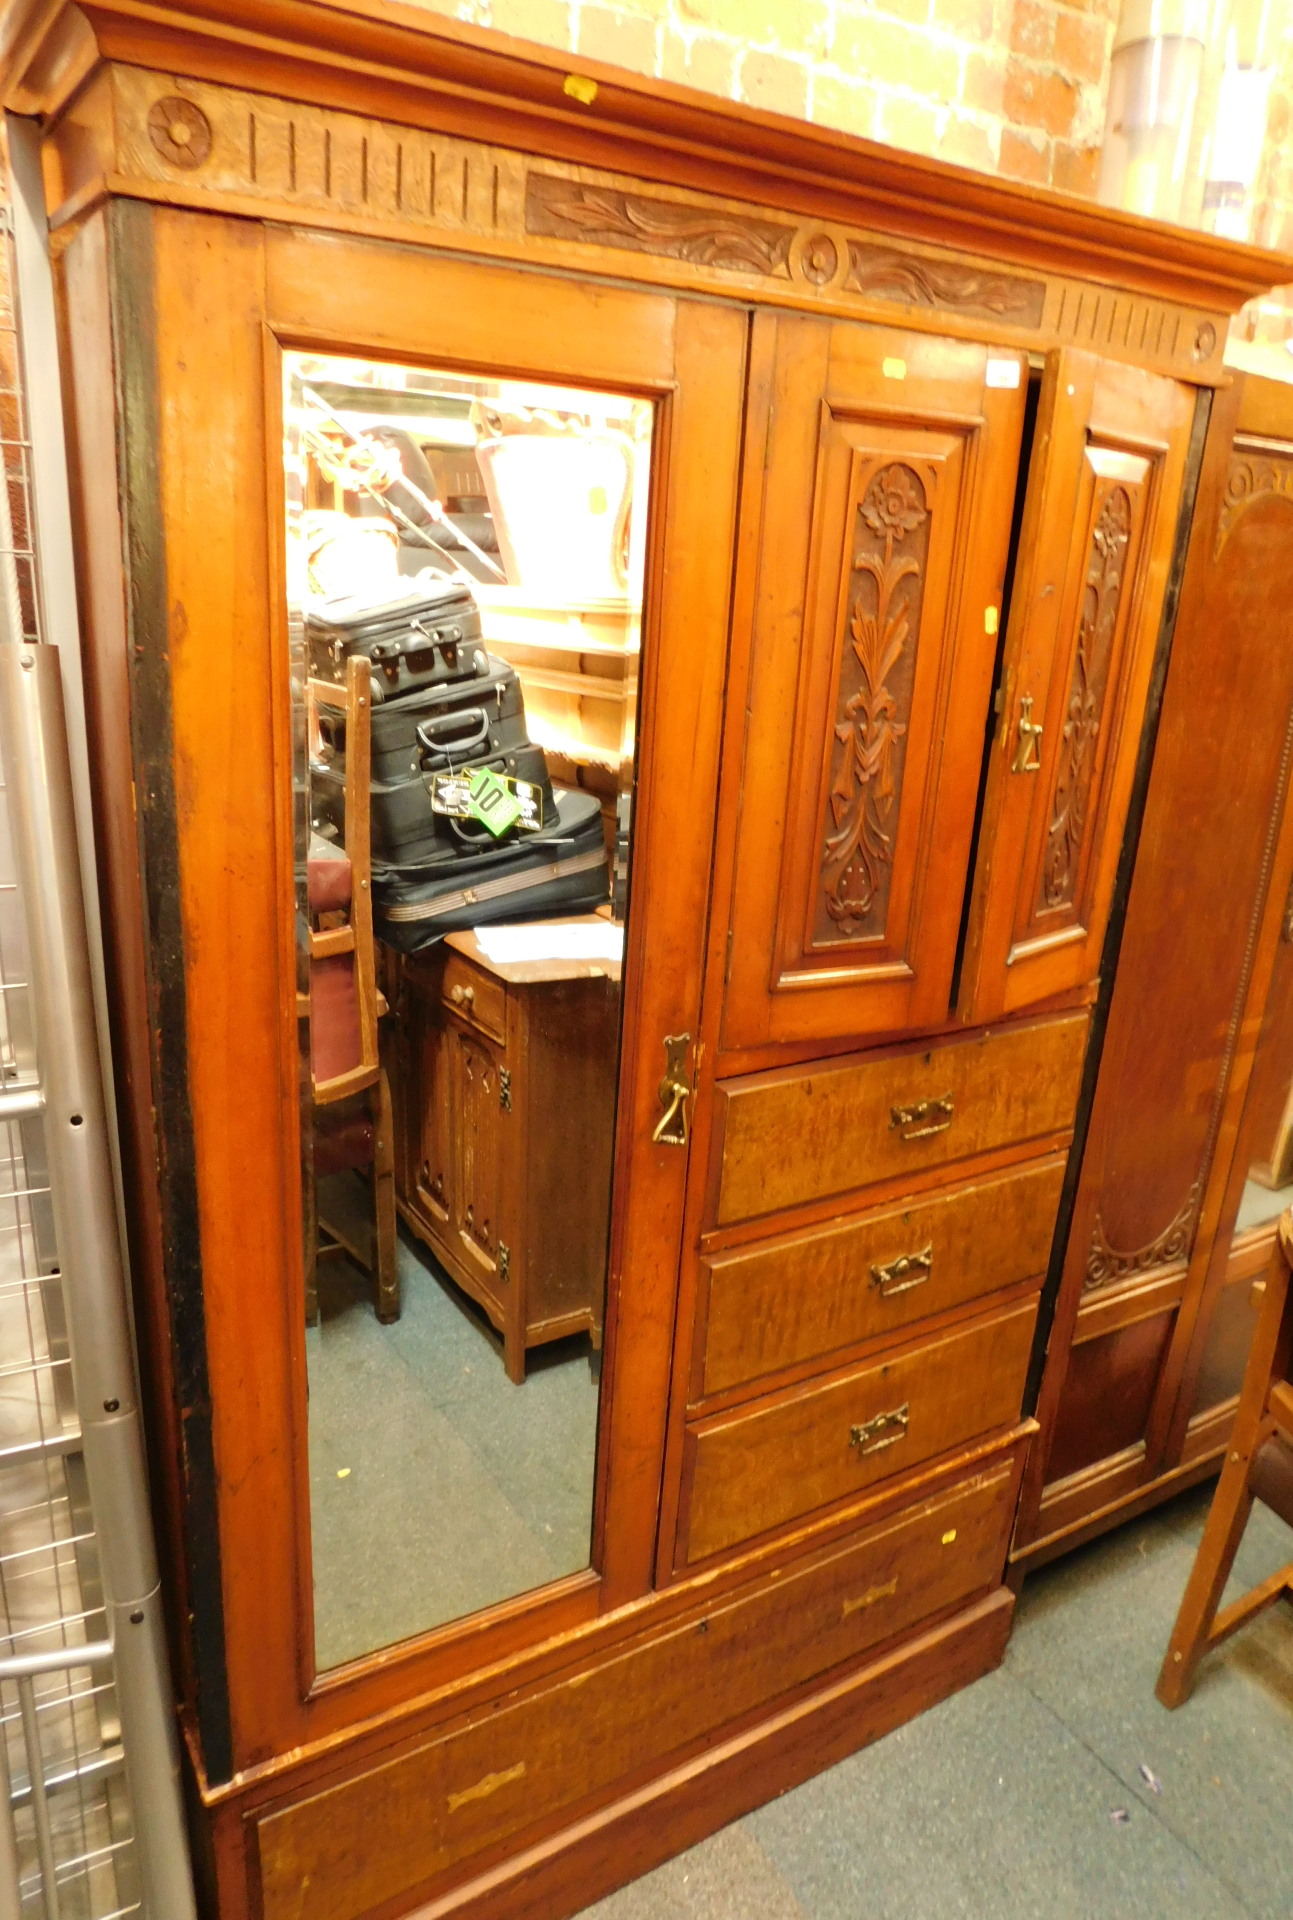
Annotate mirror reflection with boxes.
[1235,929,1293,1242]
[286,350,653,1669]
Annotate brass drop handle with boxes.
[449,983,476,1011]
[870,1244,933,1297]
[889,1094,953,1141]
[850,1403,910,1457]
[1011,692,1044,772]
[652,1032,693,1147]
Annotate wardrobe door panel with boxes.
[722,316,1027,1051]
[959,353,1194,1022]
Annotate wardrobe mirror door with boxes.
[1234,930,1293,1241]
[721,314,1027,1053]
[958,352,1194,1024]
[286,349,653,1669]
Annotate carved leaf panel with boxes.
[815,460,931,944]
[1014,448,1149,949]
[1038,480,1135,916]
[722,316,1027,1052]
[957,350,1193,1028]
[774,407,971,995]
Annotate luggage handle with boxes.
[416,708,491,763]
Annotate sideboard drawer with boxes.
[437,949,508,1046]
[678,1296,1039,1565]
[713,1011,1088,1228]
[696,1153,1065,1403]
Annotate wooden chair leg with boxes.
[373,1068,400,1324]
[1158,1213,1293,1707]
[1156,1456,1256,1707]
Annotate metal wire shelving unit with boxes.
[0,116,198,1920]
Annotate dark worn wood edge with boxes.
[26,0,1293,310]
[1020,382,1214,1419]
[108,194,234,1785]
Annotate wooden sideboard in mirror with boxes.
[286,350,651,1668]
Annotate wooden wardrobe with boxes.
[1014,370,1293,1568]
[7,3,1290,1917]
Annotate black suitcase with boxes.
[313,740,556,862]
[373,789,609,951]
[311,652,558,861]
[307,579,488,702]
[315,654,528,784]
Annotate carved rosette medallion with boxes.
[525,173,794,275]
[799,233,840,286]
[147,95,212,170]
[1041,486,1132,911]
[1085,1180,1201,1290]
[818,464,929,941]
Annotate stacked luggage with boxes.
[308,580,609,949]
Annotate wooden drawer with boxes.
[713,1011,1087,1228]
[678,1296,1038,1565]
[257,1458,1019,1920]
[697,1154,1065,1403]
[439,950,507,1046]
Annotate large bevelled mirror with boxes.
[282,349,654,1670]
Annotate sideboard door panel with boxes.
[958,352,1194,1022]
[722,315,1027,1051]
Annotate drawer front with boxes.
[698,1154,1065,1402]
[680,1297,1038,1565]
[440,950,507,1046]
[714,1011,1087,1228]
[257,1460,1018,1920]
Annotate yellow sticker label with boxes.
[941,1528,957,1545]
[882,357,907,380]
[985,607,999,635]
[563,73,598,105]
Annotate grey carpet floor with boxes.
[305,1194,600,1670]
[580,1484,1293,1920]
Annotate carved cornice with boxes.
[40,63,1241,384]
[7,0,1293,317]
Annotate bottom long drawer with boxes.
[258,1457,1019,1920]
[679,1296,1039,1565]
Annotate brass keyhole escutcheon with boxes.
[1012,693,1044,773]
[652,1033,693,1147]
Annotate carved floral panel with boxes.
[815,462,930,944]
[1040,484,1133,913]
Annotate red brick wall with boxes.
[409,0,1118,195]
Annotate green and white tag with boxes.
[429,770,544,833]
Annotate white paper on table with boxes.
[473,922,625,965]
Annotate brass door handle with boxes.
[449,983,475,1011]
[870,1244,933,1297]
[889,1094,953,1140]
[850,1403,910,1456]
[1011,693,1043,772]
[652,1032,693,1147]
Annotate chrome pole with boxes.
[16,1677,59,1920]
[0,1689,22,1920]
